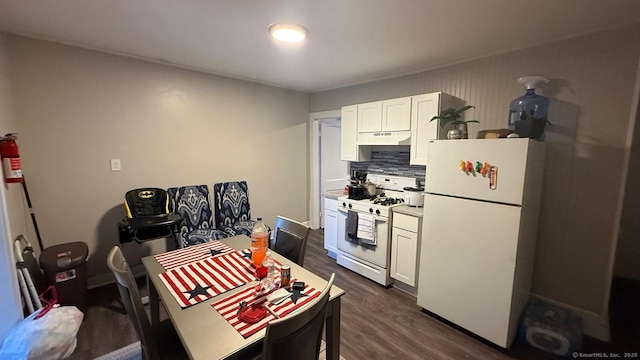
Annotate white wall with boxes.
[5,35,310,286]
[0,34,27,341]
[311,24,640,322]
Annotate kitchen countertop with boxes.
[323,189,346,200]
[392,204,424,218]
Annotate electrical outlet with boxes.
[110,159,121,172]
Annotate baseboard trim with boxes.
[531,294,610,342]
[392,281,418,297]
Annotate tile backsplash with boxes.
[350,148,425,184]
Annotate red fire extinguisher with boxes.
[1,133,23,183]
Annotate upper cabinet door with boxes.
[357,101,383,133]
[382,97,412,131]
[410,93,441,165]
[340,105,358,161]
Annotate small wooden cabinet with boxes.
[382,97,412,131]
[357,101,383,133]
[410,92,455,165]
[340,105,370,161]
[358,97,412,133]
[390,212,421,286]
[323,197,339,256]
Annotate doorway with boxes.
[309,110,347,229]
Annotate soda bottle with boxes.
[250,217,269,267]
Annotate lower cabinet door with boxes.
[323,209,338,253]
[390,226,418,286]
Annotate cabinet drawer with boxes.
[325,197,338,210]
[393,213,419,232]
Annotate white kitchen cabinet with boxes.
[410,92,455,165]
[340,105,370,161]
[323,197,339,257]
[390,212,421,286]
[382,96,412,131]
[357,101,383,133]
[357,97,412,133]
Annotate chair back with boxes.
[168,185,214,247]
[122,188,174,242]
[106,246,159,360]
[271,216,311,266]
[213,181,251,230]
[124,188,169,218]
[261,273,335,360]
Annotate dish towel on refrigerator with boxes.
[346,210,359,241]
[357,213,376,246]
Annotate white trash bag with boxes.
[0,305,84,360]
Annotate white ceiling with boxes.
[1,1,640,92]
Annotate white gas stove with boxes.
[336,175,419,285]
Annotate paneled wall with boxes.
[311,24,640,319]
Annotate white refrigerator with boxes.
[417,138,545,348]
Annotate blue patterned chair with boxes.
[167,185,229,248]
[213,181,266,237]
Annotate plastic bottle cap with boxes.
[257,217,262,221]
[518,75,550,89]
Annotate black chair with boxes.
[107,246,188,360]
[118,188,183,248]
[258,273,335,360]
[270,216,311,267]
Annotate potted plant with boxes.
[430,105,479,139]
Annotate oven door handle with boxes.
[337,208,388,223]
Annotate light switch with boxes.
[110,159,121,172]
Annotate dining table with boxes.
[142,234,345,360]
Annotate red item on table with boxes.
[256,264,268,279]
[237,304,267,324]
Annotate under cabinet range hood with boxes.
[356,130,411,145]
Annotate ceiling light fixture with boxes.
[268,23,308,43]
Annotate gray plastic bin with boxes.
[39,242,89,314]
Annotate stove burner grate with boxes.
[372,197,404,206]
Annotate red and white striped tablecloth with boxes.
[154,240,234,270]
[212,281,320,338]
[159,250,282,308]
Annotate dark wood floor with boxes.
[70,229,638,359]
